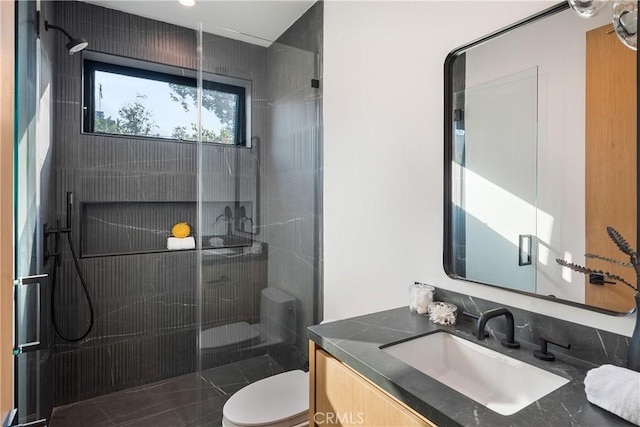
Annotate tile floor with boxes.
[49,355,285,427]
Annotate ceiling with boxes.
[82,1,316,47]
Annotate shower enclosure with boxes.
[13,1,322,424]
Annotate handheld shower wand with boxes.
[46,191,95,342]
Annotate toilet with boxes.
[217,286,307,427]
[202,287,298,353]
[221,291,336,427]
[222,369,309,427]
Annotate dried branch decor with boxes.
[556,226,640,294]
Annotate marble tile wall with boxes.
[435,288,630,366]
[79,201,254,256]
[49,1,270,405]
[49,0,323,406]
[49,355,284,426]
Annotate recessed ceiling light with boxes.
[179,0,196,6]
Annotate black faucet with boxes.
[476,307,520,349]
[214,206,234,238]
[224,206,233,236]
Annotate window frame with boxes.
[83,59,247,146]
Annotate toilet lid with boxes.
[223,370,309,426]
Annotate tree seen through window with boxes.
[89,64,244,145]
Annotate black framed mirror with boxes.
[444,2,638,315]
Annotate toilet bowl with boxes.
[202,287,297,353]
[222,370,309,427]
[222,318,338,427]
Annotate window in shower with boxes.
[83,58,249,146]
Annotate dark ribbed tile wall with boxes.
[50,0,270,405]
[81,202,198,255]
[79,200,252,256]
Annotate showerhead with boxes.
[66,38,89,54]
[44,20,89,55]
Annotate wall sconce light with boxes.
[569,0,637,50]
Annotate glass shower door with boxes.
[13,1,53,425]
[460,67,538,293]
[193,7,323,422]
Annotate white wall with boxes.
[323,1,635,336]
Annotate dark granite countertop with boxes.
[308,307,633,427]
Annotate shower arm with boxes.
[44,21,74,41]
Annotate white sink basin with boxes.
[381,332,569,416]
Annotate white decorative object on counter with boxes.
[409,282,435,315]
[428,301,458,326]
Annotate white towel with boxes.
[584,364,640,425]
[167,236,195,250]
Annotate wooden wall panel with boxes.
[585,24,637,312]
[0,0,16,420]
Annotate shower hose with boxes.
[50,227,95,342]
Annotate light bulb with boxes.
[613,1,638,50]
[568,0,609,18]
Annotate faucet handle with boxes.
[534,336,571,361]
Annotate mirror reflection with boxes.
[445,3,637,314]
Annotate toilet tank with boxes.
[260,287,297,346]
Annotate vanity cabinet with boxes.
[309,342,436,427]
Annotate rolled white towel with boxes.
[167,236,195,250]
[584,364,640,425]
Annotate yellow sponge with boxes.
[171,222,191,238]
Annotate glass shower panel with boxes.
[460,67,538,293]
[195,7,323,396]
[196,26,276,371]
[14,0,54,424]
[47,2,204,410]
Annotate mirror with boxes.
[444,2,637,315]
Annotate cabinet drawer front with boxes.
[313,348,436,427]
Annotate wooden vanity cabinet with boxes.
[309,341,437,427]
